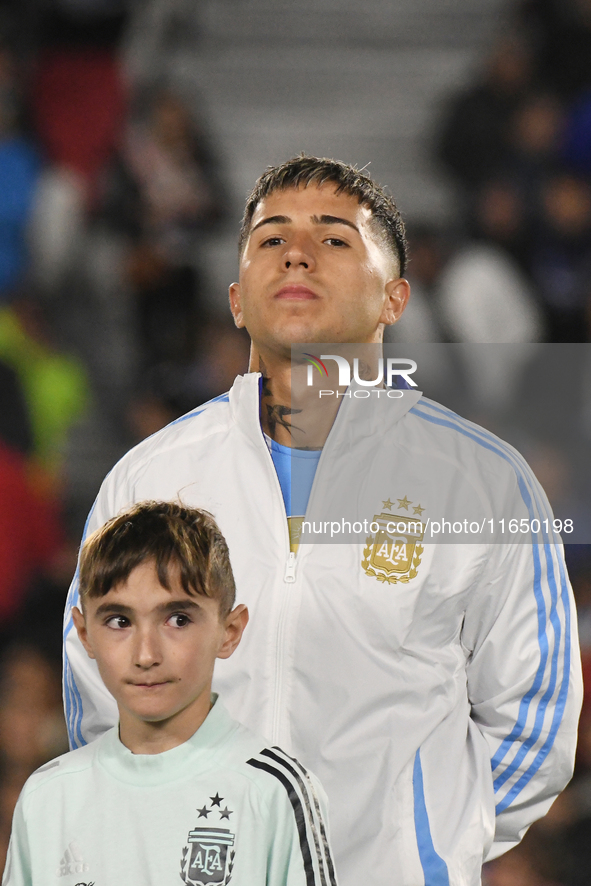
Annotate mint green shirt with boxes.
[3,697,336,886]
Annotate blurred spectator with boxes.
[387,220,543,413]
[507,91,565,208]
[0,297,90,475]
[483,834,565,886]
[528,172,591,341]
[433,6,591,345]
[126,251,204,370]
[127,320,250,441]
[28,0,129,292]
[102,84,228,373]
[177,321,250,410]
[0,360,32,456]
[30,0,128,194]
[0,44,40,300]
[435,242,543,415]
[387,223,449,343]
[467,179,533,272]
[0,441,64,629]
[0,641,68,872]
[519,0,591,98]
[435,33,534,191]
[104,86,227,255]
[391,221,542,346]
[439,242,543,344]
[561,89,591,176]
[522,442,591,543]
[0,643,65,769]
[123,0,202,84]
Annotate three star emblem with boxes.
[383,496,424,515]
[196,794,233,821]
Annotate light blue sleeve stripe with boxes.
[492,539,562,791]
[63,499,97,749]
[409,404,552,765]
[63,654,74,745]
[409,401,571,810]
[495,549,572,813]
[420,404,571,807]
[412,400,569,782]
[168,392,230,426]
[64,656,85,750]
[489,542,548,771]
[413,749,450,886]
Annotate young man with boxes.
[6,501,335,885]
[63,157,581,886]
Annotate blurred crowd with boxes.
[0,0,589,881]
[391,0,591,347]
[420,3,591,882]
[0,0,249,870]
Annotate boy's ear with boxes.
[72,605,96,660]
[217,604,249,660]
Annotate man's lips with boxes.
[274,285,318,300]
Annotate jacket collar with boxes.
[228,371,422,449]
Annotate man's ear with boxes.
[229,283,245,328]
[72,606,96,660]
[217,604,249,660]
[380,278,410,326]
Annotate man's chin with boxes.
[270,323,336,348]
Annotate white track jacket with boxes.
[63,372,581,886]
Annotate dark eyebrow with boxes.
[251,215,292,233]
[156,599,203,615]
[93,598,203,618]
[312,214,359,233]
[250,214,360,235]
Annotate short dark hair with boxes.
[78,502,236,617]
[238,155,408,276]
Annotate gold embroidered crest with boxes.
[362,497,425,584]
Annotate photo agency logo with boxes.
[303,353,417,397]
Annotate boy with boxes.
[4,501,337,885]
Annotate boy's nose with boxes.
[133,629,162,668]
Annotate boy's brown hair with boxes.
[78,501,236,616]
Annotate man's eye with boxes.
[106,616,130,630]
[325,237,347,247]
[168,613,191,628]
[262,236,284,247]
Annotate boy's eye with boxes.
[325,237,347,247]
[167,613,191,628]
[106,615,130,630]
[261,236,284,247]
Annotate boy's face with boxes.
[229,183,409,354]
[73,560,247,749]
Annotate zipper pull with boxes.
[284,551,296,583]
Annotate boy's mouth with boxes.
[129,680,170,688]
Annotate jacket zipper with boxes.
[255,390,298,742]
[257,375,348,739]
[284,551,296,583]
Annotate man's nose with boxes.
[133,628,162,669]
[283,236,315,270]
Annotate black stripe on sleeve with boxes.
[267,748,338,886]
[247,757,317,886]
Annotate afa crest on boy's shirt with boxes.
[362,496,425,584]
[180,794,236,886]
